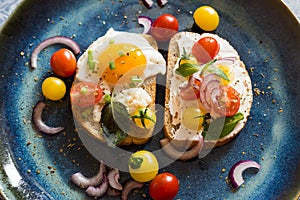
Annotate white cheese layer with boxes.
[168,33,252,140]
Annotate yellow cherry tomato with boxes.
[131,108,156,129]
[128,150,159,182]
[193,6,219,31]
[42,77,66,101]
[182,107,205,131]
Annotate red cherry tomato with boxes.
[70,82,103,107]
[149,172,179,200]
[211,85,240,116]
[192,37,220,64]
[50,48,77,78]
[151,14,179,42]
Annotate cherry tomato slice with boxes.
[50,48,77,78]
[70,82,103,107]
[192,37,220,64]
[211,85,240,116]
[149,172,179,200]
[151,14,179,42]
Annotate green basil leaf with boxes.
[203,113,244,140]
[200,59,217,74]
[206,67,230,81]
[175,63,199,77]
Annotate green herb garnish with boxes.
[104,94,111,103]
[131,75,142,83]
[129,156,143,169]
[109,39,115,44]
[88,50,96,71]
[109,61,116,70]
[202,112,244,140]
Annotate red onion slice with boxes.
[217,56,237,64]
[86,174,108,197]
[228,160,261,188]
[160,136,204,161]
[204,79,221,107]
[31,36,80,69]
[199,74,221,111]
[107,168,123,191]
[121,179,144,200]
[70,162,106,188]
[157,0,168,7]
[32,101,64,135]
[138,16,153,34]
[141,0,153,8]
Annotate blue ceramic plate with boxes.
[0,0,299,199]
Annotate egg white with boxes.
[76,28,166,84]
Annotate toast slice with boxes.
[72,29,166,146]
[164,31,253,149]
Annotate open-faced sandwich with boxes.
[162,31,253,158]
[71,28,166,146]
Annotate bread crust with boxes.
[72,34,160,146]
[164,32,253,149]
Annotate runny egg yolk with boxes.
[99,43,147,85]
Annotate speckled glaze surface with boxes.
[0,0,299,199]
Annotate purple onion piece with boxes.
[31,36,80,69]
[71,162,106,188]
[121,179,144,200]
[217,56,237,64]
[228,160,261,188]
[107,168,123,191]
[138,16,153,34]
[85,174,108,197]
[32,101,64,135]
[160,136,204,161]
[141,0,153,8]
[157,0,168,7]
[199,74,221,111]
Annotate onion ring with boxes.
[107,168,123,191]
[138,16,153,34]
[70,162,106,188]
[121,179,144,200]
[30,36,80,69]
[32,101,64,135]
[85,173,108,197]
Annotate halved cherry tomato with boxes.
[192,37,220,64]
[70,82,103,107]
[50,48,77,78]
[211,85,240,116]
[151,14,179,42]
[149,172,179,200]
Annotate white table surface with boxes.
[0,0,299,28]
